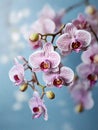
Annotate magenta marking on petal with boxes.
[87,74,98,82]
[72,41,81,50]
[53,77,63,88]
[90,55,94,63]
[14,75,20,81]
[40,60,51,71]
[33,107,39,113]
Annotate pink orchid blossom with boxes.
[85,5,98,24]
[81,43,98,64]
[76,63,98,87]
[72,14,88,29]
[56,23,91,54]
[28,33,42,50]
[29,43,61,72]
[24,18,55,49]
[9,58,25,86]
[43,66,74,88]
[31,18,56,34]
[70,80,94,110]
[85,6,98,43]
[29,91,48,120]
[73,13,98,45]
[38,4,65,28]
[23,29,42,50]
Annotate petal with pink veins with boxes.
[56,33,71,51]
[43,43,54,57]
[48,52,61,68]
[64,23,77,35]
[60,66,74,84]
[29,51,44,69]
[75,30,91,47]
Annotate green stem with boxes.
[39,24,65,43]
[27,83,35,90]
[84,0,90,6]
[22,57,46,98]
[66,0,86,12]
[33,72,46,99]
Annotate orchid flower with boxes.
[9,58,25,86]
[29,43,61,72]
[29,91,48,120]
[76,63,98,87]
[70,79,94,110]
[43,66,74,88]
[81,43,98,64]
[38,4,65,28]
[56,23,91,54]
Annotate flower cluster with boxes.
[9,0,98,120]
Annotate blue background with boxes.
[0,0,98,130]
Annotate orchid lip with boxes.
[71,41,81,51]
[33,107,39,113]
[53,77,64,88]
[87,74,98,82]
[14,75,20,81]
[40,60,51,72]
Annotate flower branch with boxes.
[66,0,88,13]
[39,24,65,43]
[9,0,98,121]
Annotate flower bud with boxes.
[17,56,25,61]
[29,33,39,42]
[85,5,96,15]
[93,54,98,64]
[75,103,84,113]
[46,91,55,99]
[20,83,28,92]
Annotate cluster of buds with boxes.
[9,0,98,120]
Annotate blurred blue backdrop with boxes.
[0,0,98,130]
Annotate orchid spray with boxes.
[9,0,98,120]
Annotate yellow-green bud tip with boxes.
[75,103,84,113]
[46,91,55,99]
[93,54,98,64]
[20,83,28,92]
[85,5,96,15]
[29,33,39,42]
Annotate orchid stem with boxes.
[66,0,85,13]
[27,83,35,90]
[33,72,46,99]
[39,24,65,43]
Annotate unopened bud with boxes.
[20,83,28,92]
[75,103,84,113]
[29,33,39,42]
[17,56,25,61]
[46,91,55,99]
[93,54,98,64]
[85,5,96,15]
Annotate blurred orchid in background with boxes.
[0,2,30,64]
